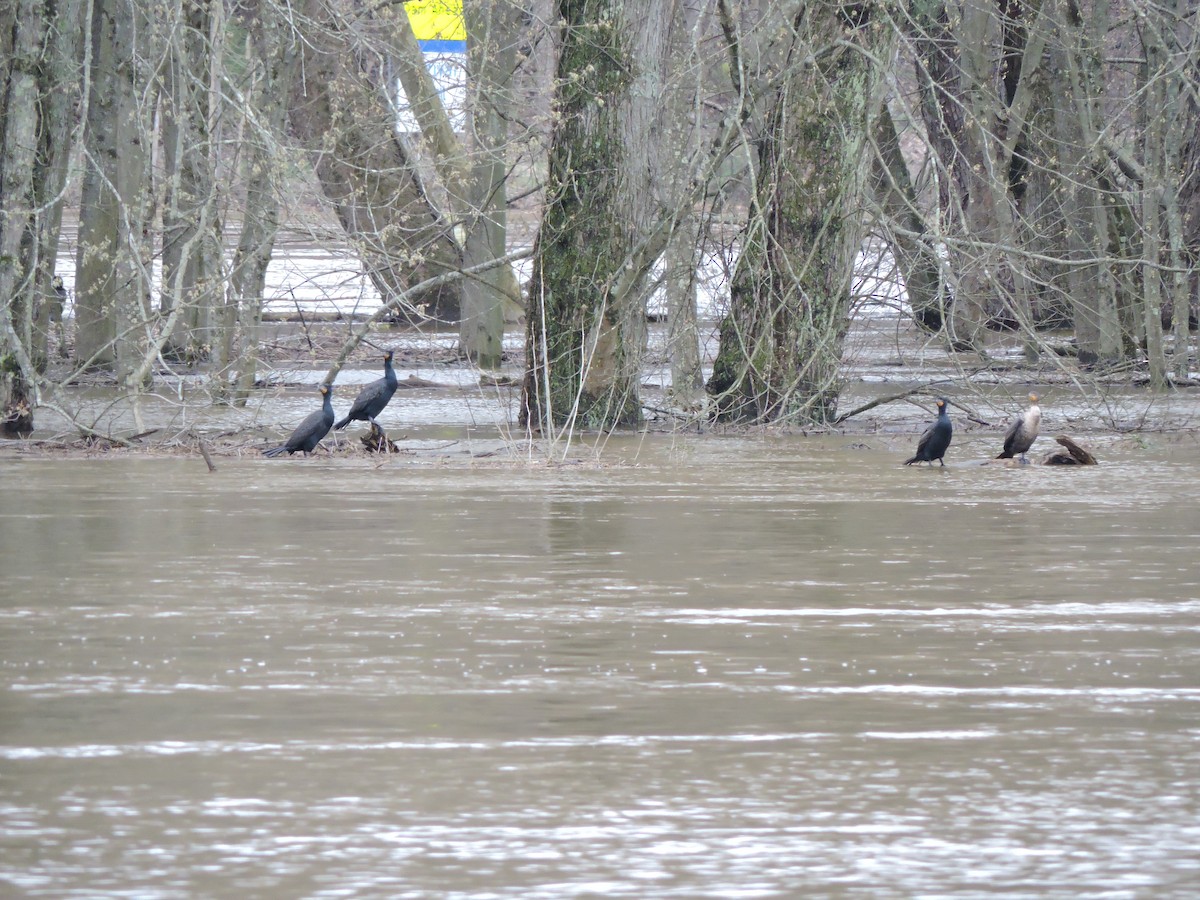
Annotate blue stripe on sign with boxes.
[417,39,467,53]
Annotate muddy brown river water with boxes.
[2,437,1199,897]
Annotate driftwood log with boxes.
[1042,435,1098,465]
[359,422,400,453]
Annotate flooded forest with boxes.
[3,2,1200,898]
[1,0,1198,448]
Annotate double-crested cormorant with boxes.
[263,383,335,457]
[334,350,397,432]
[996,392,1041,463]
[904,397,953,466]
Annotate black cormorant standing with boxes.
[263,383,335,457]
[334,350,397,432]
[904,397,953,466]
[996,392,1041,463]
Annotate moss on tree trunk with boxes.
[708,5,888,426]
[521,1,661,432]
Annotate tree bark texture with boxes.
[218,4,295,403]
[28,0,85,371]
[521,0,673,432]
[161,0,224,361]
[0,0,46,434]
[707,1,890,425]
[459,0,525,370]
[75,0,154,384]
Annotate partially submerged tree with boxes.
[74,0,156,386]
[521,0,678,432]
[160,0,225,362]
[214,0,297,403]
[0,0,46,435]
[3,0,1199,444]
[707,0,894,425]
[1,0,86,435]
[393,0,526,368]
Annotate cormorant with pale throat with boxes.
[996,392,1041,463]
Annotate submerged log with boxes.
[1043,435,1098,465]
[360,422,400,453]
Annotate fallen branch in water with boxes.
[832,382,953,425]
[1044,435,1098,465]
[192,431,218,472]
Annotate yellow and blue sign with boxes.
[398,0,467,131]
[405,0,466,53]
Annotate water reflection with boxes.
[2,441,1199,896]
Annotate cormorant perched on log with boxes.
[904,397,953,466]
[334,350,397,432]
[263,384,334,457]
[996,392,1041,463]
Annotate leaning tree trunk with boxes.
[707,2,891,425]
[289,0,463,321]
[521,0,674,433]
[870,102,948,333]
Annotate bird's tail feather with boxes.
[903,455,919,466]
[995,450,1013,459]
[262,446,286,458]
[333,417,350,430]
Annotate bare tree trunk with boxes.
[1146,0,1193,381]
[459,0,524,370]
[216,4,295,404]
[656,0,714,411]
[1140,21,1168,389]
[161,0,224,362]
[392,0,523,366]
[76,0,154,384]
[1178,56,1200,370]
[1048,0,1123,367]
[870,102,948,333]
[708,2,891,425]
[29,0,85,371]
[911,0,1046,356]
[521,0,674,433]
[0,0,46,434]
[665,203,704,409]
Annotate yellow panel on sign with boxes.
[404,0,466,43]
